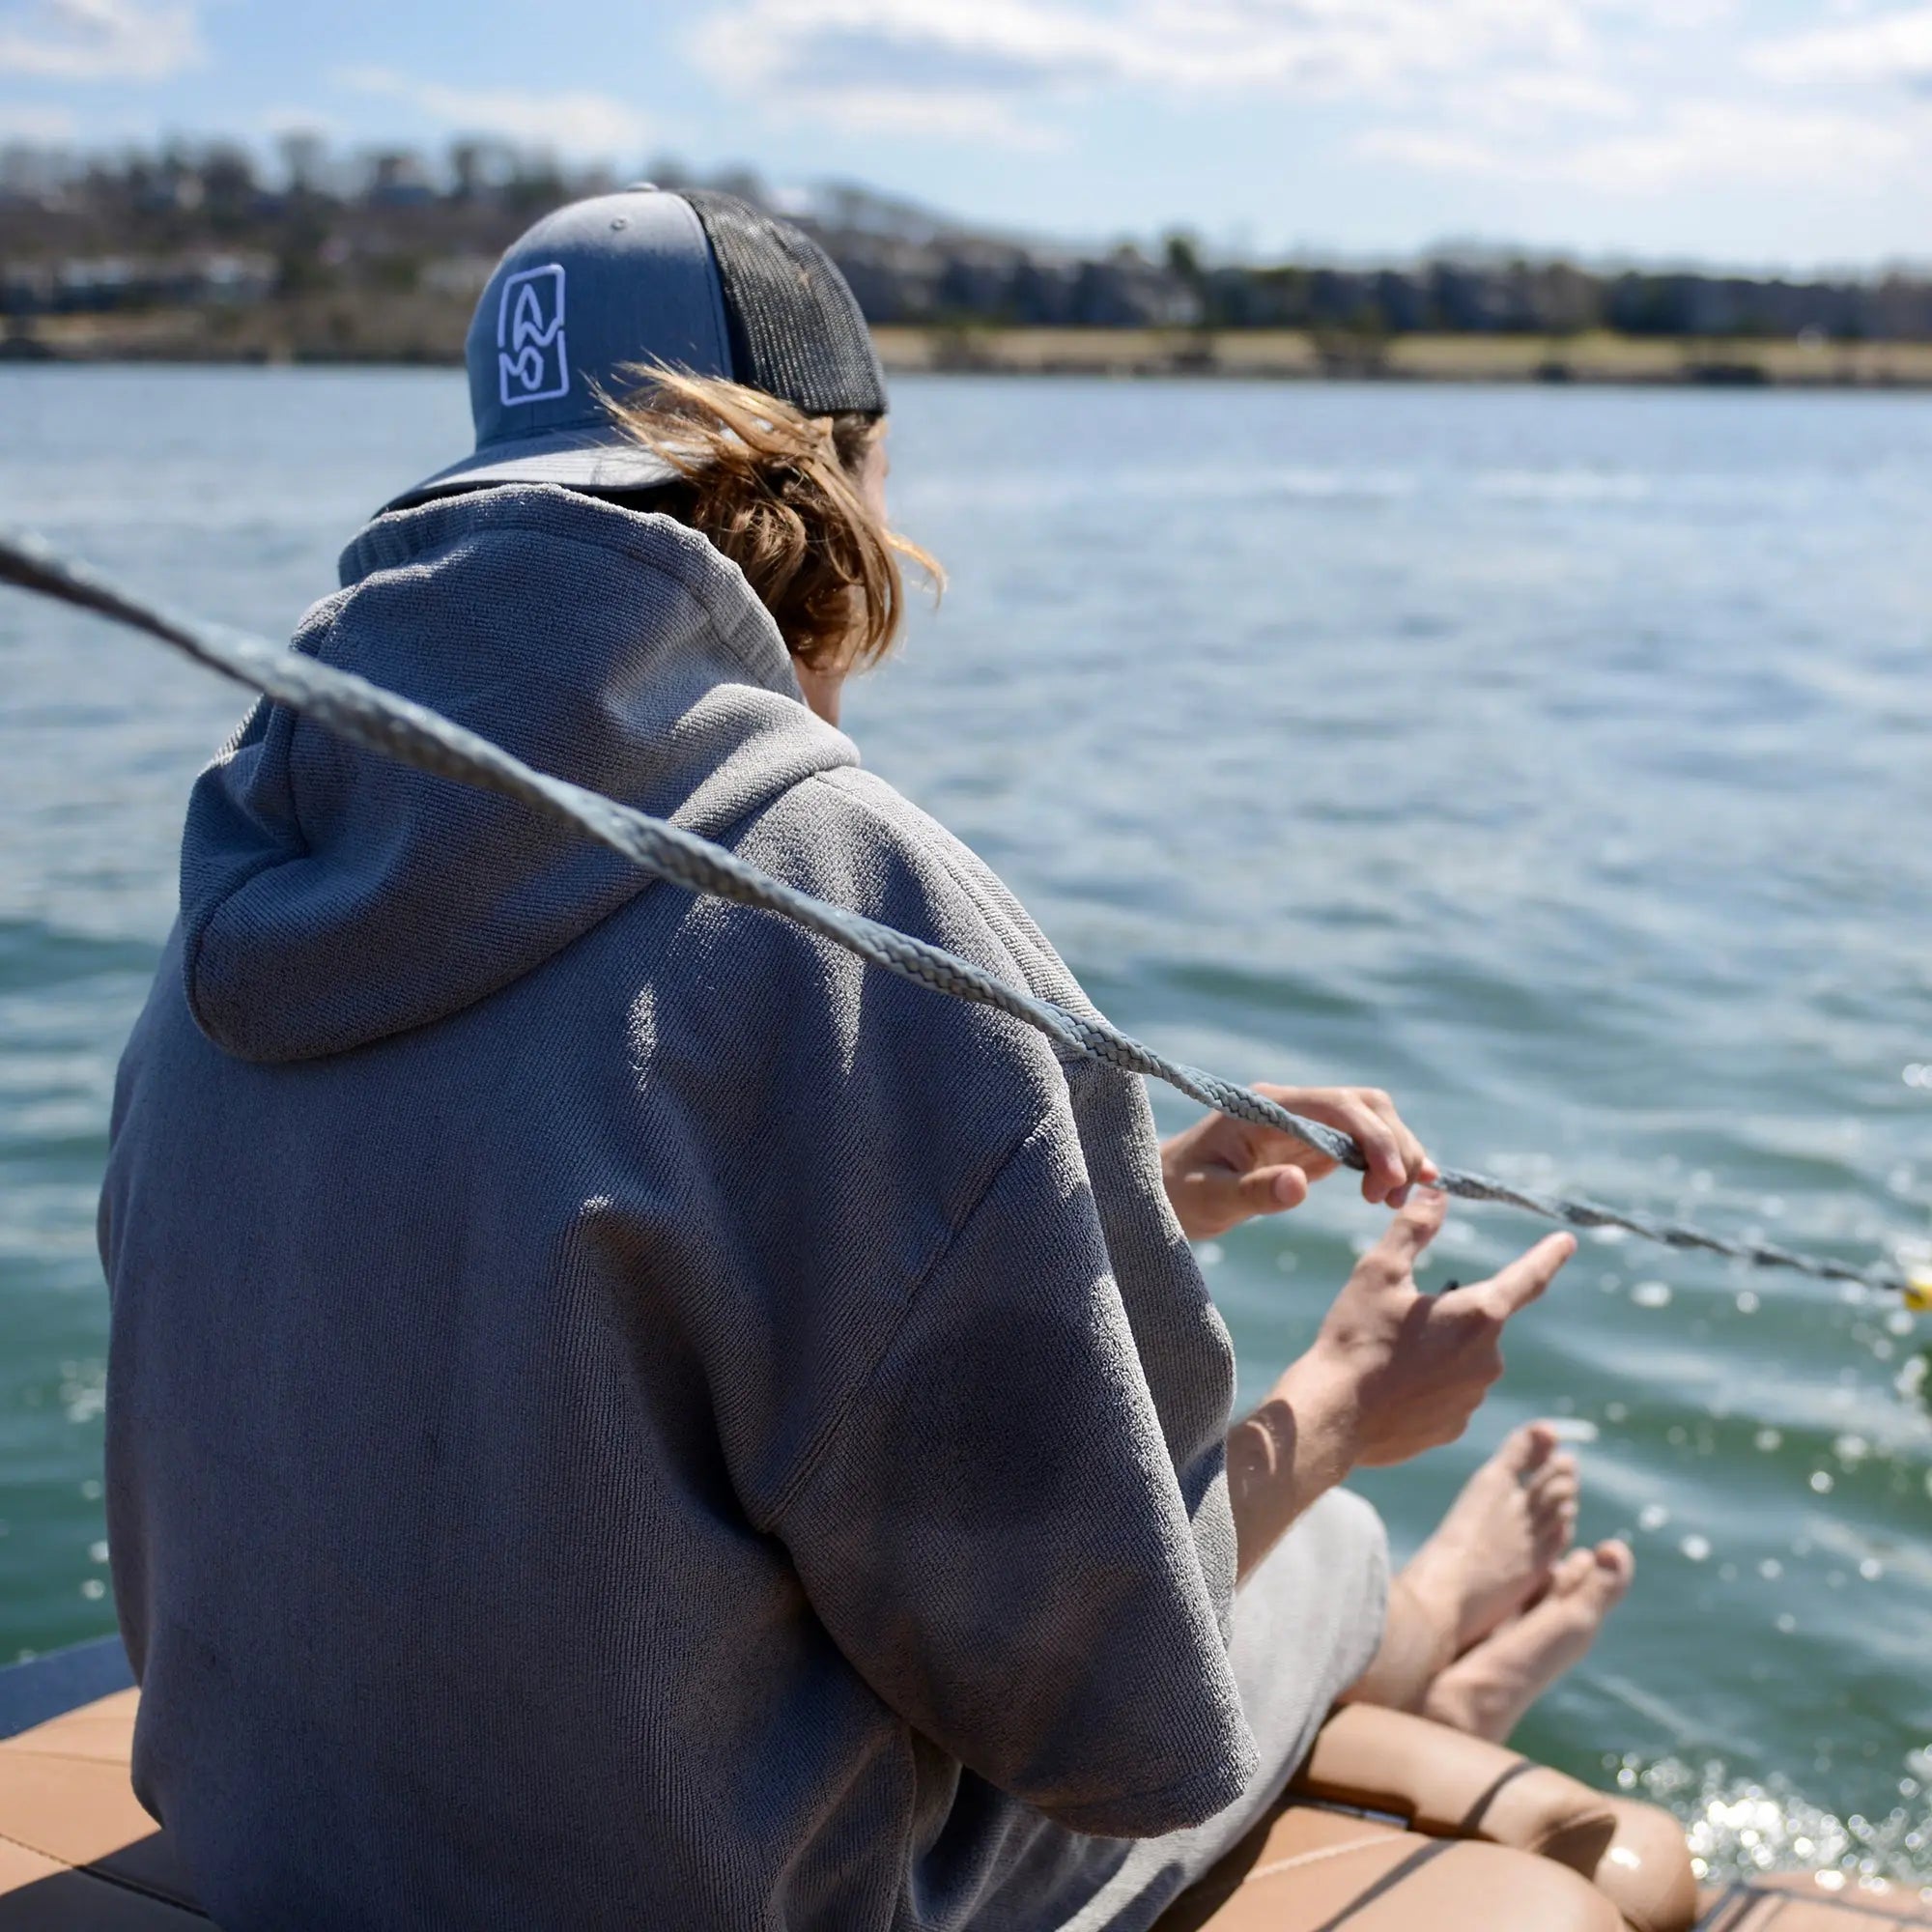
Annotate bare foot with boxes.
[1421,1541,1635,1744]
[1398,1422,1580,1657]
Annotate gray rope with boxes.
[0,527,1913,1300]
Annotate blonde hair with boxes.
[602,366,940,672]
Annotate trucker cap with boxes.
[385,185,888,512]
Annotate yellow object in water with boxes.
[1904,1265,1932,1313]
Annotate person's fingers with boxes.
[1320,1092,1403,1204]
[1369,1186,1448,1270]
[1237,1163,1310,1219]
[1479,1233,1576,1319]
[1346,1101,1406,1206]
[1257,1084,1406,1203]
[1362,1089,1433,1199]
[1177,1159,1311,1235]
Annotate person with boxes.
[99,185,1632,1932]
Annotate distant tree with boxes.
[1162,229,1204,286]
[448,140,486,204]
[501,153,569,218]
[200,145,259,235]
[709,166,768,208]
[644,154,694,190]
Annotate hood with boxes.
[179,484,857,1063]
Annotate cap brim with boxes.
[382,425,679,514]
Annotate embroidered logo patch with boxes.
[497,264,569,407]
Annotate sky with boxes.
[2,0,1930,270]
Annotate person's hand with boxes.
[1160,1083,1437,1240]
[1284,1191,1574,1468]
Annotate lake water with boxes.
[2,366,1930,1887]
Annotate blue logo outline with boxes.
[497,264,569,407]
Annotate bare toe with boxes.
[1545,1548,1597,1598]
[1583,1539,1635,1605]
[1506,1421,1560,1475]
[1530,1452,1578,1502]
[1398,1423,1577,1659]
[1515,1463,1574,1581]
[1533,1512,1577,1569]
[1528,1457,1579,1548]
[1513,1545,1591,1617]
[1422,1543,1633,1745]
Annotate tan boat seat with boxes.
[1264,1701,1700,1932]
[1158,1701,1698,1932]
[0,1686,1699,1931]
[1159,1799,1628,1930]
[1699,1870,1932,1929]
[0,1689,206,1924]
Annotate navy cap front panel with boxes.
[465,188,736,454]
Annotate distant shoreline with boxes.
[7,315,1932,388]
[875,326,1932,388]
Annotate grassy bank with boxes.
[8,309,1932,387]
[873,325,1932,387]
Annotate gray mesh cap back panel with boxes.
[682,190,890,418]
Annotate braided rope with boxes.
[0,528,1910,1299]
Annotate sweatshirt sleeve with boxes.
[773,1100,1260,1839]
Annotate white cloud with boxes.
[336,68,652,158]
[1569,98,1918,188]
[692,0,1928,226]
[1356,128,1511,173]
[1482,70,1636,120]
[806,84,1061,145]
[685,0,1806,156]
[1749,5,1932,85]
[689,0,1630,134]
[0,0,199,80]
[1361,97,1919,192]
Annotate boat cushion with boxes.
[0,1685,1719,1932]
[1291,1702,1698,1932]
[0,1687,207,1923]
[1155,1798,1626,1931]
[1295,1701,1620,1866]
[1699,1870,1932,1928]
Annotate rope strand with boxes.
[0,527,1912,1300]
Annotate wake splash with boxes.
[1610,1750,1932,1890]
